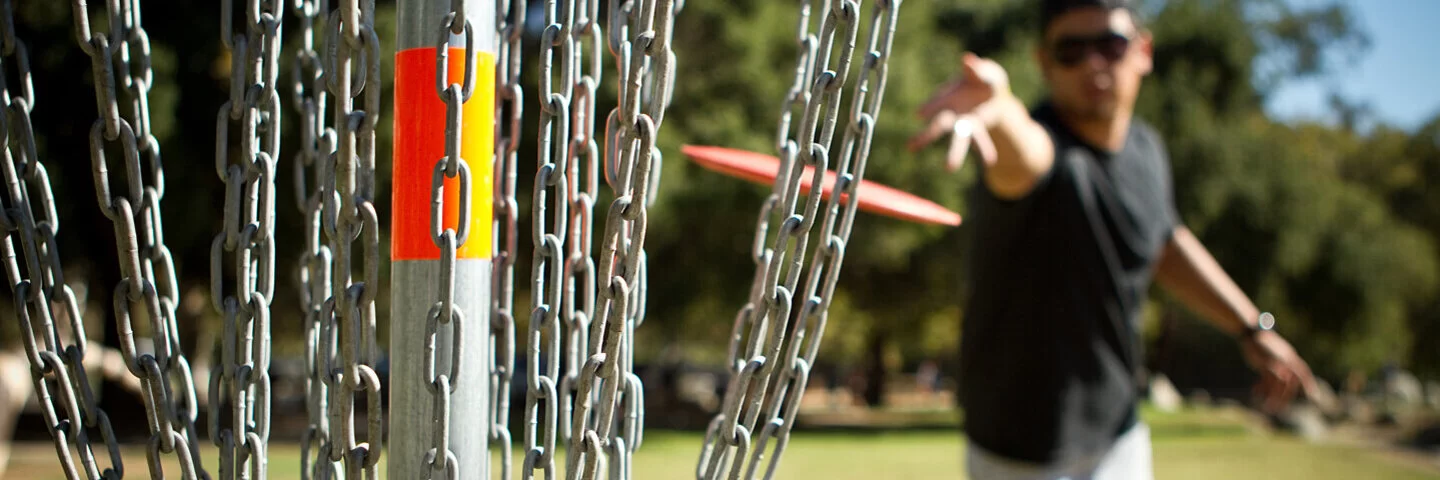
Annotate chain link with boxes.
[491,0,525,479]
[699,1,900,479]
[318,0,382,478]
[72,0,209,477]
[2,1,130,477]
[288,1,338,478]
[211,0,283,478]
[419,0,479,478]
[564,1,680,479]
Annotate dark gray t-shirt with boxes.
[959,101,1178,464]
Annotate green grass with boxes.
[1152,436,1437,480]
[7,408,1438,479]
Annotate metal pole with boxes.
[392,1,497,478]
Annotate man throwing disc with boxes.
[908,1,1332,478]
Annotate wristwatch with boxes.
[1240,312,1275,340]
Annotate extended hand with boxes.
[1241,331,1335,414]
[908,53,1009,171]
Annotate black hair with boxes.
[1039,0,1142,35]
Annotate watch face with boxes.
[1258,312,1275,330]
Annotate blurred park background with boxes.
[2,0,1439,478]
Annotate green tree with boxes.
[1135,0,1436,385]
[1335,114,1440,376]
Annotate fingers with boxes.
[1289,356,1339,412]
[1268,335,1326,411]
[962,52,982,80]
[965,53,1008,89]
[971,118,998,167]
[907,109,957,153]
[1253,360,1308,414]
[1290,356,1320,396]
[1245,333,1333,415]
[913,51,1004,172]
[946,115,998,172]
[913,113,994,173]
[946,120,972,172]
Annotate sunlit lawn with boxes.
[8,407,1439,479]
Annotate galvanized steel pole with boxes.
[392,1,497,478]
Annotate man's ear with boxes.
[1136,31,1154,76]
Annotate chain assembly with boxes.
[317,0,383,478]
[16,1,906,479]
[490,0,525,478]
[72,0,209,477]
[2,1,130,478]
[211,0,283,478]
[699,1,901,479]
[288,1,339,479]
[419,0,479,478]
[562,0,680,479]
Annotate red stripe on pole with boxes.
[392,47,496,260]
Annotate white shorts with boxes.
[965,423,1154,480]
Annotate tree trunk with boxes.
[862,333,888,407]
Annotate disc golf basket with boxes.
[0,1,935,479]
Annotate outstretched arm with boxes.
[908,53,1054,200]
[1154,226,1333,413]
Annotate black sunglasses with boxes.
[1049,31,1132,67]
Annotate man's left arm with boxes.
[1153,225,1334,413]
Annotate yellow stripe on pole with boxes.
[392,47,495,261]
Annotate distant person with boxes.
[907,0,1330,478]
[917,359,941,397]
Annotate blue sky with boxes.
[1264,0,1440,132]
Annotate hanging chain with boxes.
[114,3,209,476]
[212,0,282,478]
[564,0,679,479]
[558,0,599,455]
[2,1,128,478]
[491,0,525,479]
[289,1,337,479]
[700,1,899,479]
[559,0,599,463]
[420,0,477,478]
[318,0,383,478]
[520,0,573,478]
[73,0,209,478]
[744,2,899,478]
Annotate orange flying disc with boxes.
[681,145,962,227]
